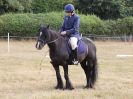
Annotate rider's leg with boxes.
[69,37,78,65]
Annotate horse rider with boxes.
[60,4,80,65]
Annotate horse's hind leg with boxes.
[52,63,64,89]
[63,65,74,90]
[80,60,90,88]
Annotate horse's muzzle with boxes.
[36,42,43,50]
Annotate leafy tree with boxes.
[32,0,73,13]
[0,0,8,14]
[75,0,133,19]
[0,0,23,14]
[18,0,33,12]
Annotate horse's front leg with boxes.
[63,65,74,90]
[52,63,64,89]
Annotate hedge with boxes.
[0,12,63,36]
[0,12,133,36]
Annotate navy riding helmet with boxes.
[64,4,75,13]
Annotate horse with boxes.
[36,25,98,90]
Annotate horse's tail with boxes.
[91,56,98,86]
[82,37,98,87]
[88,42,98,87]
[87,39,98,87]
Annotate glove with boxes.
[61,31,66,35]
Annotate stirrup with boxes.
[72,60,79,65]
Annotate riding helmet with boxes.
[64,4,75,13]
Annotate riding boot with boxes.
[72,48,78,65]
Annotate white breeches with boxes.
[69,37,78,50]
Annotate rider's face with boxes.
[66,12,72,16]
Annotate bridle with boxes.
[38,36,59,44]
[47,37,59,44]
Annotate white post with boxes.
[8,33,10,53]
[81,33,82,37]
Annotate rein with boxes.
[47,37,59,44]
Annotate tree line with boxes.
[0,0,132,19]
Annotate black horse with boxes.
[36,25,98,90]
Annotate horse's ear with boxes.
[47,25,50,29]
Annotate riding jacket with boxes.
[60,14,80,38]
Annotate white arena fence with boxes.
[0,34,133,42]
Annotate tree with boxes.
[18,0,33,12]
[124,0,133,17]
[75,0,133,19]
[0,0,8,14]
[32,0,73,13]
[0,0,23,14]
[0,0,74,14]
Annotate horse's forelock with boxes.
[40,26,48,35]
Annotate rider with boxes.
[60,4,80,65]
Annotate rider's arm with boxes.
[66,16,80,36]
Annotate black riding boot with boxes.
[72,48,78,65]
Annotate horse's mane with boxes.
[49,29,61,37]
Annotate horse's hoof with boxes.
[65,86,74,90]
[83,85,93,89]
[66,87,74,90]
[83,86,89,89]
[55,85,64,90]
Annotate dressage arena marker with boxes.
[116,54,133,58]
[8,33,10,53]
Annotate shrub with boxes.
[80,14,107,35]
[105,17,133,36]
[116,17,133,35]
[0,12,132,37]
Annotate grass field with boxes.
[0,40,133,99]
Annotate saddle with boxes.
[66,38,88,55]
